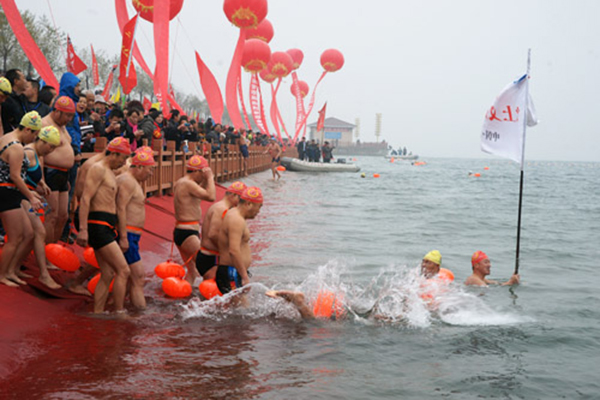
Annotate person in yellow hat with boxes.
[421,250,442,278]
[0,111,44,287]
[0,76,12,136]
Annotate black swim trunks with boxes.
[272,157,280,163]
[0,186,24,212]
[173,228,199,247]
[216,265,243,294]
[88,211,118,250]
[196,250,218,277]
[45,166,69,192]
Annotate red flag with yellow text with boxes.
[91,44,99,86]
[66,35,87,75]
[118,14,138,94]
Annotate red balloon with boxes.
[223,0,268,29]
[246,19,274,43]
[291,80,309,98]
[259,68,276,83]
[269,51,294,78]
[286,49,304,70]
[320,49,345,72]
[242,39,271,73]
[132,0,184,22]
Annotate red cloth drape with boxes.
[195,51,224,123]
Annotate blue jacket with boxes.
[59,72,81,153]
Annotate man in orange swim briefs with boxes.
[464,251,520,287]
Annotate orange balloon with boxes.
[199,278,222,300]
[313,290,345,319]
[45,244,81,272]
[162,277,192,298]
[83,247,99,268]
[276,165,286,172]
[155,261,185,279]
[87,273,114,294]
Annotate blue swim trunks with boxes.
[216,265,243,294]
[123,232,141,264]
[239,144,249,158]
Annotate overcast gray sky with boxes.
[12,0,600,162]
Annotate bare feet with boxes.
[39,274,62,290]
[7,274,27,285]
[67,284,92,296]
[46,262,60,270]
[17,270,34,279]
[0,277,19,287]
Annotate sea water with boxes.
[3,157,599,399]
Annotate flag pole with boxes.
[514,49,531,275]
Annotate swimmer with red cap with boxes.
[464,251,520,287]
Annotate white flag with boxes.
[481,74,537,166]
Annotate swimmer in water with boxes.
[420,250,442,278]
[464,251,520,287]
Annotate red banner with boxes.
[270,80,283,143]
[237,74,251,129]
[295,71,328,143]
[91,44,100,86]
[143,97,152,113]
[291,71,305,145]
[102,65,117,101]
[316,102,327,132]
[115,0,154,79]
[118,14,138,94]
[153,1,170,114]
[257,77,270,135]
[195,51,224,123]
[249,74,267,133]
[225,30,247,130]
[66,35,88,75]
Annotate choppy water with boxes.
[3,157,600,399]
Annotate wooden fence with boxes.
[83,137,296,197]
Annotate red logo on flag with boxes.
[118,14,138,95]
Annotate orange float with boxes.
[162,277,192,298]
[83,247,99,268]
[45,243,81,272]
[474,173,481,177]
[437,268,455,282]
[199,278,222,300]
[154,261,185,279]
[373,173,380,178]
[87,273,114,294]
[313,290,345,319]
[484,166,490,170]
[276,165,286,172]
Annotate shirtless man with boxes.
[264,139,282,180]
[239,132,249,176]
[116,147,155,309]
[197,181,246,281]
[216,186,263,294]
[464,251,520,287]
[173,155,215,285]
[42,96,76,243]
[76,137,131,314]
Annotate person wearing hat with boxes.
[173,155,216,286]
[76,137,131,314]
[116,146,155,309]
[21,126,62,290]
[216,186,263,294]
[421,250,443,278]
[465,251,520,287]
[41,95,76,244]
[0,111,44,287]
[0,76,13,136]
[198,181,247,281]
[1,69,28,134]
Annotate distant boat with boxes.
[281,157,360,172]
[384,152,419,161]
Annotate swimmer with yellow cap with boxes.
[464,251,520,287]
[0,76,12,96]
[421,250,442,278]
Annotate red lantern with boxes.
[259,68,276,83]
[320,49,345,72]
[242,39,271,73]
[291,80,309,98]
[269,52,294,78]
[286,49,304,70]
[246,19,274,43]
[223,0,268,29]
[132,0,184,23]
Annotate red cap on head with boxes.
[187,155,209,171]
[241,186,263,203]
[227,181,247,196]
[471,251,488,266]
[131,150,155,166]
[106,137,131,155]
[54,96,76,113]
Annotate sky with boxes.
[10,0,600,162]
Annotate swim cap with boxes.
[0,77,12,95]
[226,181,247,196]
[131,149,155,166]
[471,250,488,266]
[241,186,263,203]
[136,145,153,155]
[423,250,442,266]
[106,137,131,155]
[20,111,43,131]
[53,96,76,113]
[187,155,209,171]
[38,126,60,146]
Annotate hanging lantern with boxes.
[223,0,268,29]
[132,0,184,22]
[246,19,274,43]
[290,80,309,98]
[242,39,271,73]
[259,68,276,83]
[269,51,294,78]
[320,49,345,72]
[286,48,304,70]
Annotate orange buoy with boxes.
[276,165,286,172]
[313,290,345,319]
[83,247,99,268]
[162,277,192,298]
[155,261,185,279]
[199,278,222,300]
[474,173,481,177]
[437,268,455,282]
[373,173,380,178]
[390,157,395,163]
[484,166,490,170]
[45,243,81,272]
[87,273,114,294]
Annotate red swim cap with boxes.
[53,96,76,113]
[131,150,155,166]
[106,137,131,154]
[471,250,488,266]
[187,155,209,171]
[227,181,247,196]
[241,186,263,203]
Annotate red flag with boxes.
[66,35,87,75]
[153,1,170,114]
[91,44,99,86]
[102,65,117,101]
[143,97,152,113]
[195,51,224,123]
[316,102,327,132]
[118,14,138,94]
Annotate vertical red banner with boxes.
[102,65,117,101]
[118,14,138,94]
[225,30,247,130]
[91,44,100,86]
[153,1,170,114]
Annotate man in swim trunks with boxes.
[464,251,520,287]
[198,181,247,281]
[42,96,76,244]
[264,139,282,180]
[116,146,155,309]
[216,186,263,294]
[173,155,215,285]
[239,132,249,176]
[76,137,131,314]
